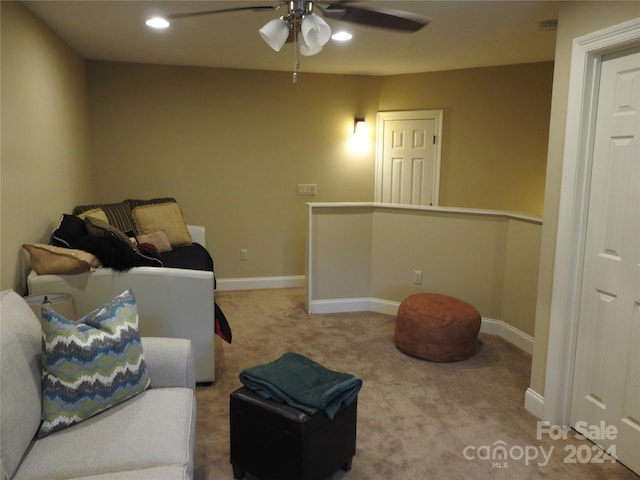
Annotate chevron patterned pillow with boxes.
[37,289,151,437]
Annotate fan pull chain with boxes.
[293,22,299,83]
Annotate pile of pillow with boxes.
[74,198,193,251]
[24,198,193,274]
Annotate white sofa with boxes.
[0,289,197,480]
[26,225,216,383]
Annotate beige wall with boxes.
[370,210,509,315]
[529,2,640,396]
[0,2,94,292]
[377,63,554,216]
[86,61,552,280]
[501,219,543,336]
[309,206,373,300]
[86,62,379,280]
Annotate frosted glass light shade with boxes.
[259,18,290,51]
[301,14,331,49]
[299,38,323,56]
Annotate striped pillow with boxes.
[73,202,135,233]
[124,197,176,210]
[38,289,151,437]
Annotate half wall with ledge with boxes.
[306,202,542,354]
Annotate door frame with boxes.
[374,109,443,206]
[543,18,640,425]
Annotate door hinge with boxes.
[433,135,436,144]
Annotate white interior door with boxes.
[375,110,443,206]
[570,47,640,474]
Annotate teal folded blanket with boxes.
[239,352,362,419]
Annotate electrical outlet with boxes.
[240,249,248,261]
[413,270,423,285]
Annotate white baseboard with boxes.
[216,275,304,291]
[309,298,533,355]
[479,317,534,355]
[370,298,401,315]
[309,297,400,315]
[525,387,545,419]
[308,298,372,314]
[220,280,534,358]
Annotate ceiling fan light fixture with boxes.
[300,13,331,49]
[259,17,290,52]
[155,1,429,83]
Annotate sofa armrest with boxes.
[141,337,196,390]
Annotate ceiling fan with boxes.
[146,1,430,82]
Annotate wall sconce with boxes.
[349,117,369,153]
[353,118,367,136]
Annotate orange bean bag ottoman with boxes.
[394,293,481,362]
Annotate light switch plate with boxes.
[297,184,317,195]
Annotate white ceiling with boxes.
[24,0,560,76]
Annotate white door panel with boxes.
[571,47,640,474]
[376,110,443,206]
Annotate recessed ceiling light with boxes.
[332,31,352,42]
[146,17,170,29]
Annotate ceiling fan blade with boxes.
[322,4,430,32]
[166,5,278,20]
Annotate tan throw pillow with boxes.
[132,203,192,247]
[76,208,109,224]
[23,244,101,275]
[136,230,173,253]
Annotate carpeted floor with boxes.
[194,288,638,480]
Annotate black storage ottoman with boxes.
[230,387,358,480]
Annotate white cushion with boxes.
[0,290,43,479]
[67,465,189,479]
[13,388,196,480]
